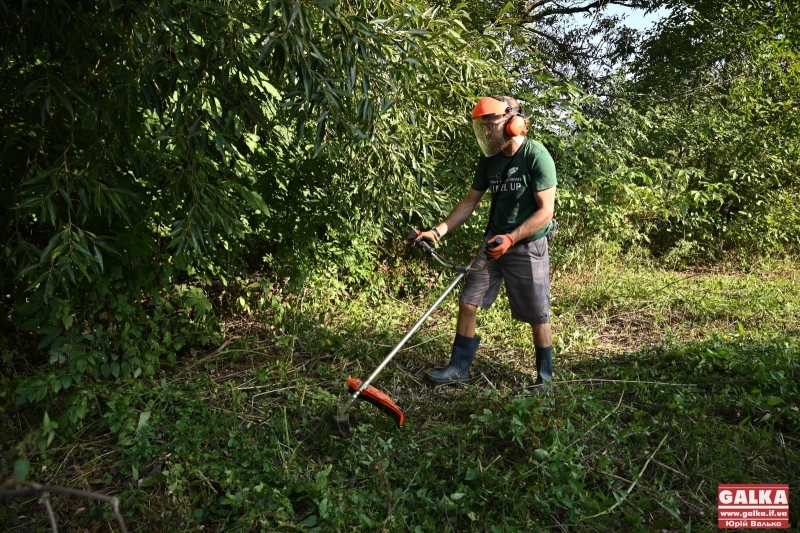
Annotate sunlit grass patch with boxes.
[551,257,800,353]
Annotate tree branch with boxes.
[524,0,649,23]
[0,480,129,533]
[580,431,671,521]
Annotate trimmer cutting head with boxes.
[333,402,354,433]
[332,377,405,433]
[347,377,405,426]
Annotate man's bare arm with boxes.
[416,188,486,243]
[508,186,555,244]
[434,188,486,238]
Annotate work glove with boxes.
[407,228,437,255]
[414,227,441,245]
[486,234,513,260]
[545,219,559,243]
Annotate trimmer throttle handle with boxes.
[487,236,504,249]
[407,228,434,254]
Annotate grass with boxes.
[2,254,799,531]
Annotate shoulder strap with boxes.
[486,138,527,234]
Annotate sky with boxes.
[602,4,671,32]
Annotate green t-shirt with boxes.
[471,139,557,243]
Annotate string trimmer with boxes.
[333,229,491,433]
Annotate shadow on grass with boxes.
[273,318,800,530]
[3,312,798,532]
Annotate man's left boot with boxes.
[529,345,554,393]
[427,334,481,384]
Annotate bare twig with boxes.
[0,479,128,533]
[251,385,298,398]
[588,466,634,485]
[581,432,670,521]
[385,466,421,528]
[403,332,450,351]
[238,382,287,391]
[43,495,58,533]
[183,335,242,370]
[560,378,695,387]
[566,387,626,451]
[652,458,689,478]
[480,372,497,390]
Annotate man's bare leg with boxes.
[531,322,552,348]
[456,300,478,338]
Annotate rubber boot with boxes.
[427,334,481,384]
[530,345,554,393]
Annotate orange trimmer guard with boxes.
[347,377,405,426]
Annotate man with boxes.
[416,95,557,391]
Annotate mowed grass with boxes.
[551,257,800,353]
[3,257,799,531]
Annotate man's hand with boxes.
[415,227,441,244]
[486,234,513,259]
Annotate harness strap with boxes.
[486,138,527,235]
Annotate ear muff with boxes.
[505,114,526,137]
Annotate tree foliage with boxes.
[1,0,798,438]
[442,0,665,90]
[619,0,800,256]
[0,0,503,420]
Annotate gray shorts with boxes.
[460,237,551,325]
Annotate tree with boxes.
[436,0,668,91]
[561,0,800,257]
[0,0,501,418]
[626,0,800,254]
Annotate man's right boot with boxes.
[529,345,554,394]
[426,334,481,384]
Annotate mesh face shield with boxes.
[472,115,508,157]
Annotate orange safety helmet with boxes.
[471,96,526,157]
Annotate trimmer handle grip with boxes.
[407,228,434,254]
[487,236,504,249]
